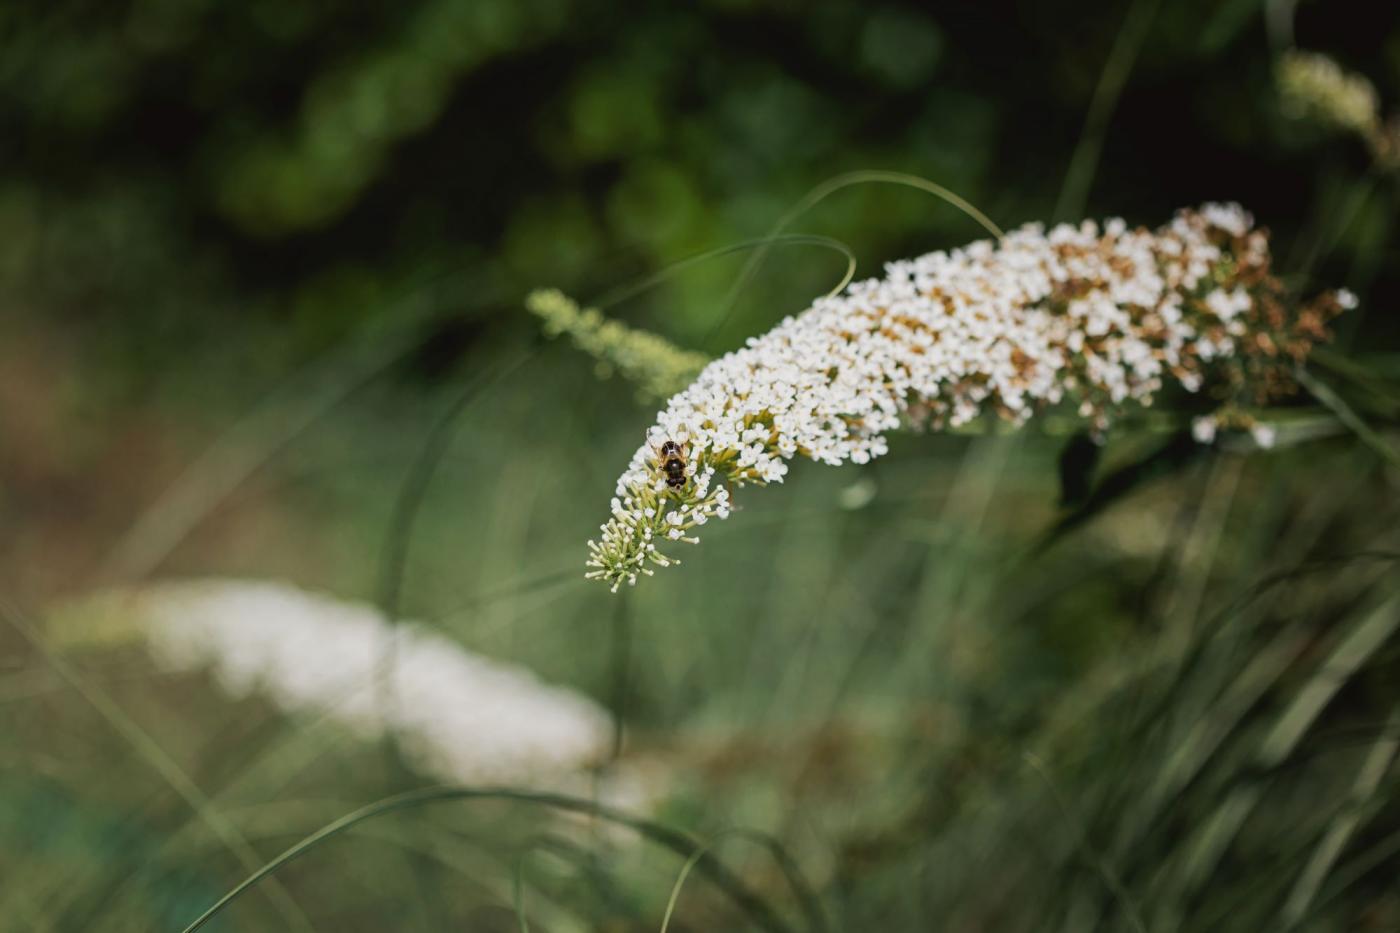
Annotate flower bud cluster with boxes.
[526,288,709,403]
[1276,50,1400,171]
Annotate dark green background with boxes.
[3,2,1400,931]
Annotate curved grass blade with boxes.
[375,347,537,732]
[180,786,817,933]
[590,234,859,313]
[1023,753,1148,933]
[513,849,531,933]
[370,345,538,929]
[1301,818,1400,923]
[660,837,718,933]
[98,269,496,584]
[1155,590,1400,930]
[707,170,1004,343]
[1296,366,1400,471]
[1,598,315,933]
[1280,705,1400,927]
[1054,0,1161,220]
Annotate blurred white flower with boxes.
[838,476,879,510]
[1277,50,1380,137]
[85,579,614,786]
[1276,51,1399,172]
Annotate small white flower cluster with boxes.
[102,579,614,784]
[586,204,1349,591]
[1192,414,1278,450]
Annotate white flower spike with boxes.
[81,579,615,784]
[586,205,1350,591]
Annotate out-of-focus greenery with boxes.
[3,1,1400,931]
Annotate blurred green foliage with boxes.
[5,0,1392,375]
[2,1,1400,931]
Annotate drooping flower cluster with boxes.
[75,579,614,784]
[586,204,1352,591]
